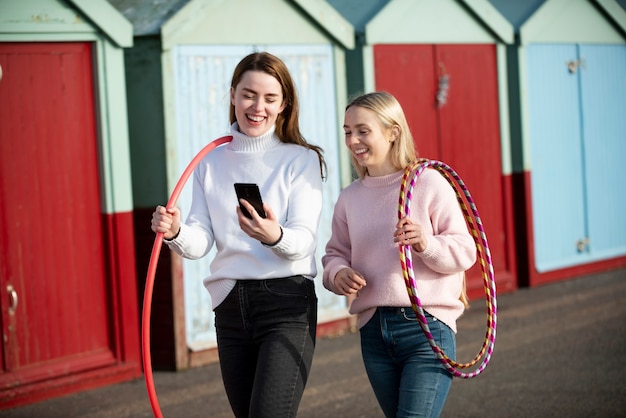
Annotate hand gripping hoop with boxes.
[142,136,232,418]
[398,159,497,379]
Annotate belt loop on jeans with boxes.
[379,307,435,319]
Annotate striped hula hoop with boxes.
[398,159,497,378]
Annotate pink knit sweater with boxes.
[322,169,476,332]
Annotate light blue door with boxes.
[172,45,346,350]
[527,44,587,272]
[527,44,626,272]
[579,45,626,260]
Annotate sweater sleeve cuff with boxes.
[327,265,349,294]
[163,224,186,256]
[262,226,283,247]
[269,225,293,253]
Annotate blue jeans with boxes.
[214,276,317,418]
[360,307,455,418]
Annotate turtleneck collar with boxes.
[228,123,282,152]
[360,170,404,188]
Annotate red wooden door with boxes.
[371,44,440,157]
[374,44,516,297]
[0,43,116,388]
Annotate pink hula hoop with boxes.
[142,136,232,417]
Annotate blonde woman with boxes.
[323,92,475,417]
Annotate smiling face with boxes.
[343,105,398,177]
[231,70,286,138]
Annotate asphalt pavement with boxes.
[2,267,625,418]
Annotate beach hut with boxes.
[113,0,354,370]
[0,0,141,408]
[344,0,518,298]
[509,0,626,286]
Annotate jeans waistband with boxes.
[236,275,307,287]
[378,306,433,317]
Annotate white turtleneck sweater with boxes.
[165,123,323,309]
[322,169,476,333]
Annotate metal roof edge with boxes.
[160,0,206,50]
[520,0,626,44]
[289,0,355,49]
[162,0,355,51]
[460,0,514,44]
[594,0,626,36]
[364,0,514,45]
[520,0,565,43]
[70,0,133,47]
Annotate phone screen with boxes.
[234,183,267,219]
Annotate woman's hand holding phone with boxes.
[234,183,266,219]
[235,184,281,246]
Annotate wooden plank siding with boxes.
[526,43,626,280]
[512,0,626,286]
[0,41,140,409]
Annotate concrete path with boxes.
[3,268,625,417]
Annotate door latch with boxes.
[576,237,590,253]
[7,284,18,316]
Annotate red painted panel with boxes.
[373,44,439,158]
[0,42,110,371]
[373,44,517,297]
[0,363,139,409]
[0,43,139,405]
[103,211,141,364]
[435,45,514,291]
[0,215,141,409]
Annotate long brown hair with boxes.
[230,52,326,179]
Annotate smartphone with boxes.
[234,183,267,219]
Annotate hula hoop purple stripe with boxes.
[398,159,497,378]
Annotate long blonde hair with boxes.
[345,92,416,178]
[460,273,470,309]
[347,92,470,308]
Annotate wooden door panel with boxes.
[435,44,509,278]
[373,44,439,158]
[0,43,113,380]
[579,45,626,260]
[373,44,514,295]
[526,44,587,271]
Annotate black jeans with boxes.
[214,276,317,418]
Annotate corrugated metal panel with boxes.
[527,44,587,272]
[174,45,250,349]
[579,44,626,259]
[265,46,344,323]
[107,0,188,36]
[173,45,344,350]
